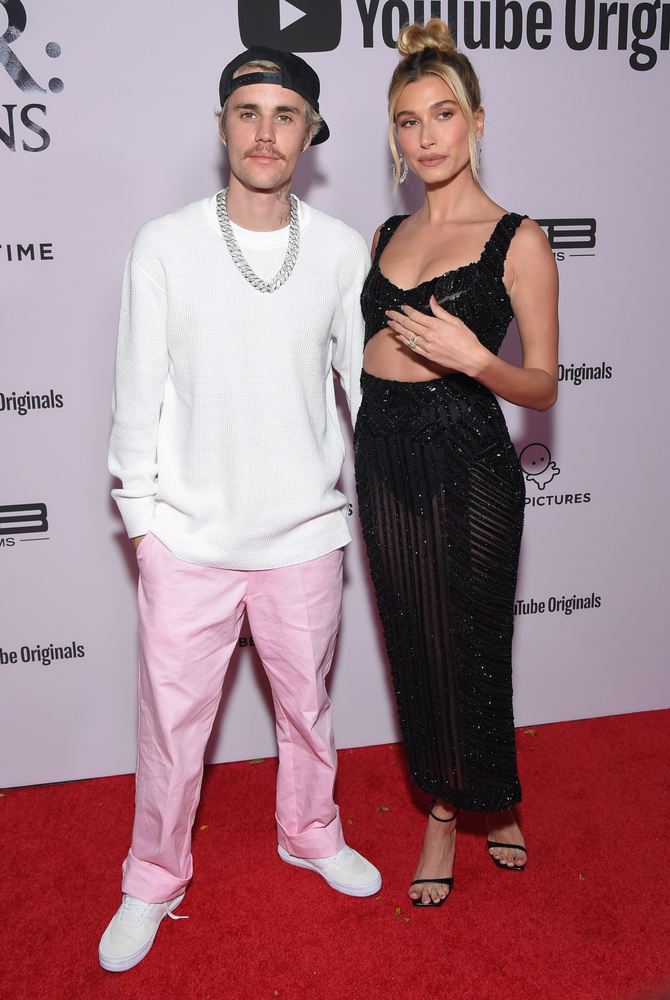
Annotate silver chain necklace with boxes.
[216,187,300,293]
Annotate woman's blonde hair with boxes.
[388,19,482,186]
[218,60,323,145]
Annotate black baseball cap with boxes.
[219,46,329,145]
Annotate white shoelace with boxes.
[120,895,188,922]
[317,846,353,865]
[118,896,151,923]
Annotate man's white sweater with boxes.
[108,194,369,570]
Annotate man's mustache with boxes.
[243,146,287,161]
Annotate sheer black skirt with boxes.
[354,370,525,812]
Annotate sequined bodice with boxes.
[361,212,526,355]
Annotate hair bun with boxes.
[397,17,456,57]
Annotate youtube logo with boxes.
[238,0,342,51]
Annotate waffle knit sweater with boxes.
[109,193,369,570]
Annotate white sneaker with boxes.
[98,892,187,972]
[278,843,382,897]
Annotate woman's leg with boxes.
[409,799,458,905]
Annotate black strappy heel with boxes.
[411,801,459,908]
[486,838,527,871]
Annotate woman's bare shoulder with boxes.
[506,217,555,270]
[512,216,551,252]
[505,217,557,295]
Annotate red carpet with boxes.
[3,710,670,1000]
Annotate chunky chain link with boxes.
[216,188,300,293]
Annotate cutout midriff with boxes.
[363,327,457,382]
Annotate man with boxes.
[100,46,379,973]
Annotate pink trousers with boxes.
[122,532,346,903]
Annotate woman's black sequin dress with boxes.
[354,213,526,812]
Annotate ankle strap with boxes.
[429,799,460,823]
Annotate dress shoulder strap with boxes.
[480,212,528,275]
[372,215,409,266]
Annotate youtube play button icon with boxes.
[238,0,342,51]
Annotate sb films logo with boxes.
[239,0,342,51]
[535,219,596,261]
[0,502,49,546]
[1,0,64,153]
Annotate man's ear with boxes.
[301,127,313,152]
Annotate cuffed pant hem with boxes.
[276,806,345,860]
[121,849,192,904]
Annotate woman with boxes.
[354,19,558,907]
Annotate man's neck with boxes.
[225,176,293,232]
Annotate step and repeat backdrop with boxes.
[2,0,668,787]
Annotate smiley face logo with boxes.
[520,443,550,476]
[519,443,560,490]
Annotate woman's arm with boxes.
[480,219,558,409]
[386,219,559,412]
